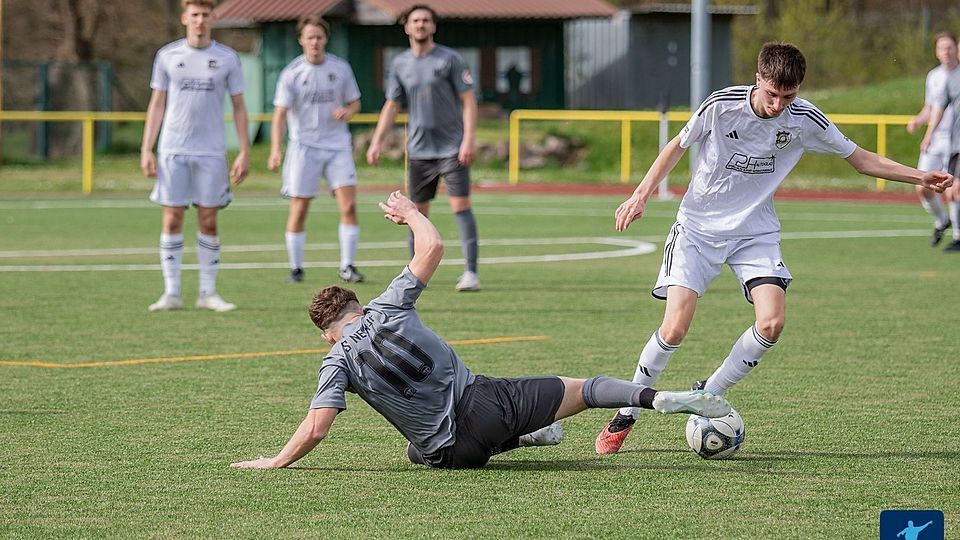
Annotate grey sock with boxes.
[582,376,657,409]
[454,208,479,273]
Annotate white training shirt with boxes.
[925,64,956,153]
[677,85,858,238]
[150,39,245,156]
[273,54,361,150]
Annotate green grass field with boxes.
[1,192,957,538]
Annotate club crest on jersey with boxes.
[462,69,474,86]
[208,59,218,70]
[775,130,792,149]
[328,73,337,82]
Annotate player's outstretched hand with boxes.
[614,194,646,232]
[379,190,418,225]
[230,456,277,469]
[921,171,954,193]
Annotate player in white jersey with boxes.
[140,0,250,313]
[268,15,364,284]
[595,42,954,455]
[907,32,959,247]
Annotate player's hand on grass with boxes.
[614,195,646,232]
[379,190,418,225]
[231,151,250,185]
[140,150,157,178]
[920,171,954,193]
[230,456,277,469]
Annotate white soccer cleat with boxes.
[148,293,184,312]
[519,421,563,447]
[652,390,731,418]
[455,271,481,292]
[195,294,237,312]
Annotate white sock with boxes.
[704,325,776,396]
[285,231,305,270]
[920,194,948,227]
[949,201,960,240]
[197,233,220,297]
[339,223,359,268]
[619,330,679,417]
[159,233,183,297]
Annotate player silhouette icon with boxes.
[897,520,934,540]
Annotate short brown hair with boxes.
[309,286,360,331]
[182,0,216,10]
[400,4,438,25]
[934,31,958,45]
[757,42,806,89]
[297,14,330,37]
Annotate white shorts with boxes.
[150,154,231,208]
[281,141,357,198]
[653,223,793,304]
[918,149,950,172]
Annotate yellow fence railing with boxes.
[0,111,398,194]
[508,109,916,190]
[0,109,918,194]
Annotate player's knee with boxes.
[659,325,687,346]
[756,316,784,342]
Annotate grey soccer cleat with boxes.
[652,390,731,418]
[338,265,365,283]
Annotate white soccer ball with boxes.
[685,407,745,460]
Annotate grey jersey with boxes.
[150,39,245,156]
[310,267,476,454]
[386,45,474,159]
[933,66,960,153]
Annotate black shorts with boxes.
[408,375,565,469]
[407,157,471,203]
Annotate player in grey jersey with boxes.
[366,4,481,292]
[595,42,954,455]
[230,191,732,470]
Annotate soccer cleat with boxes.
[944,239,960,252]
[148,293,184,312]
[652,390,731,418]
[288,268,305,283]
[195,294,237,312]
[594,412,636,454]
[519,421,564,447]
[455,270,481,292]
[691,380,706,391]
[338,265,365,283]
[932,220,951,246]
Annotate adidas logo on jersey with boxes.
[725,130,740,140]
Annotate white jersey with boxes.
[273,54,361,150]
[924,65,954,154]
[150,39,245,156]
[678,86,857,238]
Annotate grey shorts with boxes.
[407,375,565,469]
[407,157,470,203]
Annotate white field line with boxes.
[0,237,657,272]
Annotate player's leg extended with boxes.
[917,185,950,246]
[285,197,311,281]
[444,159,479,291]
[703,283,785,395]
[595,287,697,454]
[333,186,363,282]
[561,377,730,420]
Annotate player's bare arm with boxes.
[920,106,945,152]
[333,99,360,123]
[267,105,288,171]
[378,190,444,283]
[230,407,338,469]
[367,100,401,165]
[615,135,687,232]
[845,147,954,192]
[458,90,478,166]
[230,93,251,185]
[907,103,931,134]
[140,90,167,178]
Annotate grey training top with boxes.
[310,267,476,455]
[385,45,474,160]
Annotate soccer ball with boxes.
[685,408,745,460]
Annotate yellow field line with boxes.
[0,335,549,369]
